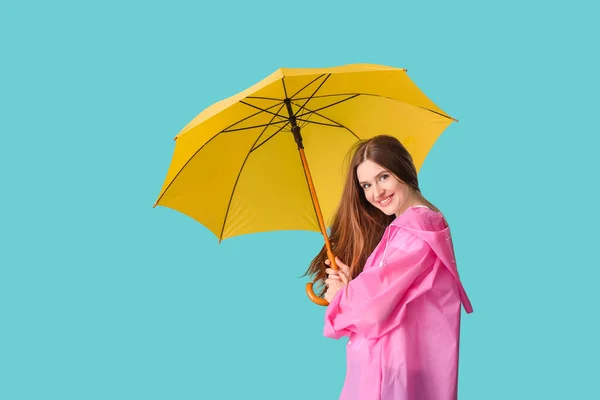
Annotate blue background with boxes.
[2,0,599,398]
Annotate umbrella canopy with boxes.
[154,63,456,305]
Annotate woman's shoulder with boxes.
[391,205,448,232]
[386,206,452,253]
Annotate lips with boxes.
[377,193,393,207]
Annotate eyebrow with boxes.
[358,171,388,185]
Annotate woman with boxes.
[305,135,473,400]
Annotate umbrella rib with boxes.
[295,92,456,121]
[358,93,456,121]
[413,105,456,121]
[222,120,288,133]
[219,103,287,241]
[295,94,360,118]
[293,74,331,117]
[246,96,284,101]
[282,78,289,99]
[291,100,360,140]
[296,119,342,128]
[239,100,288,121]
[293,93,355,100]
[248,121,291,153]
[220,101,285,133]
[289,74,328,100]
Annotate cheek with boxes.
[364,190,376,205]
[396,186,408,201]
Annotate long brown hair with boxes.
[304,135,438,296]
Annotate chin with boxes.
[376,206,397,216]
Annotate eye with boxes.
[379,174,389,181]
[361,183,371,189]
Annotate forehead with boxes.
[356,159,387,181]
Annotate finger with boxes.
[335,256,348,268]
[342,268,350,278]
[339,264,350,275]
[333,262,348,274]
[325,268,339,275]
[340,274,348,284]
[340,269,350,282]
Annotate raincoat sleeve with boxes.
[323,228,433,340]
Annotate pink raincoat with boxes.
[324,206,473,400]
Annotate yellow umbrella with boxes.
[153,63,456,306]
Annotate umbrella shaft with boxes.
[284,98,337,270]
[297,143,337,271]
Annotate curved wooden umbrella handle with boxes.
[306,252,338,306]
[306,282,329,306]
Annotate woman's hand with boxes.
[324,257,351,302]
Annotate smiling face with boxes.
[356,159,412,217]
